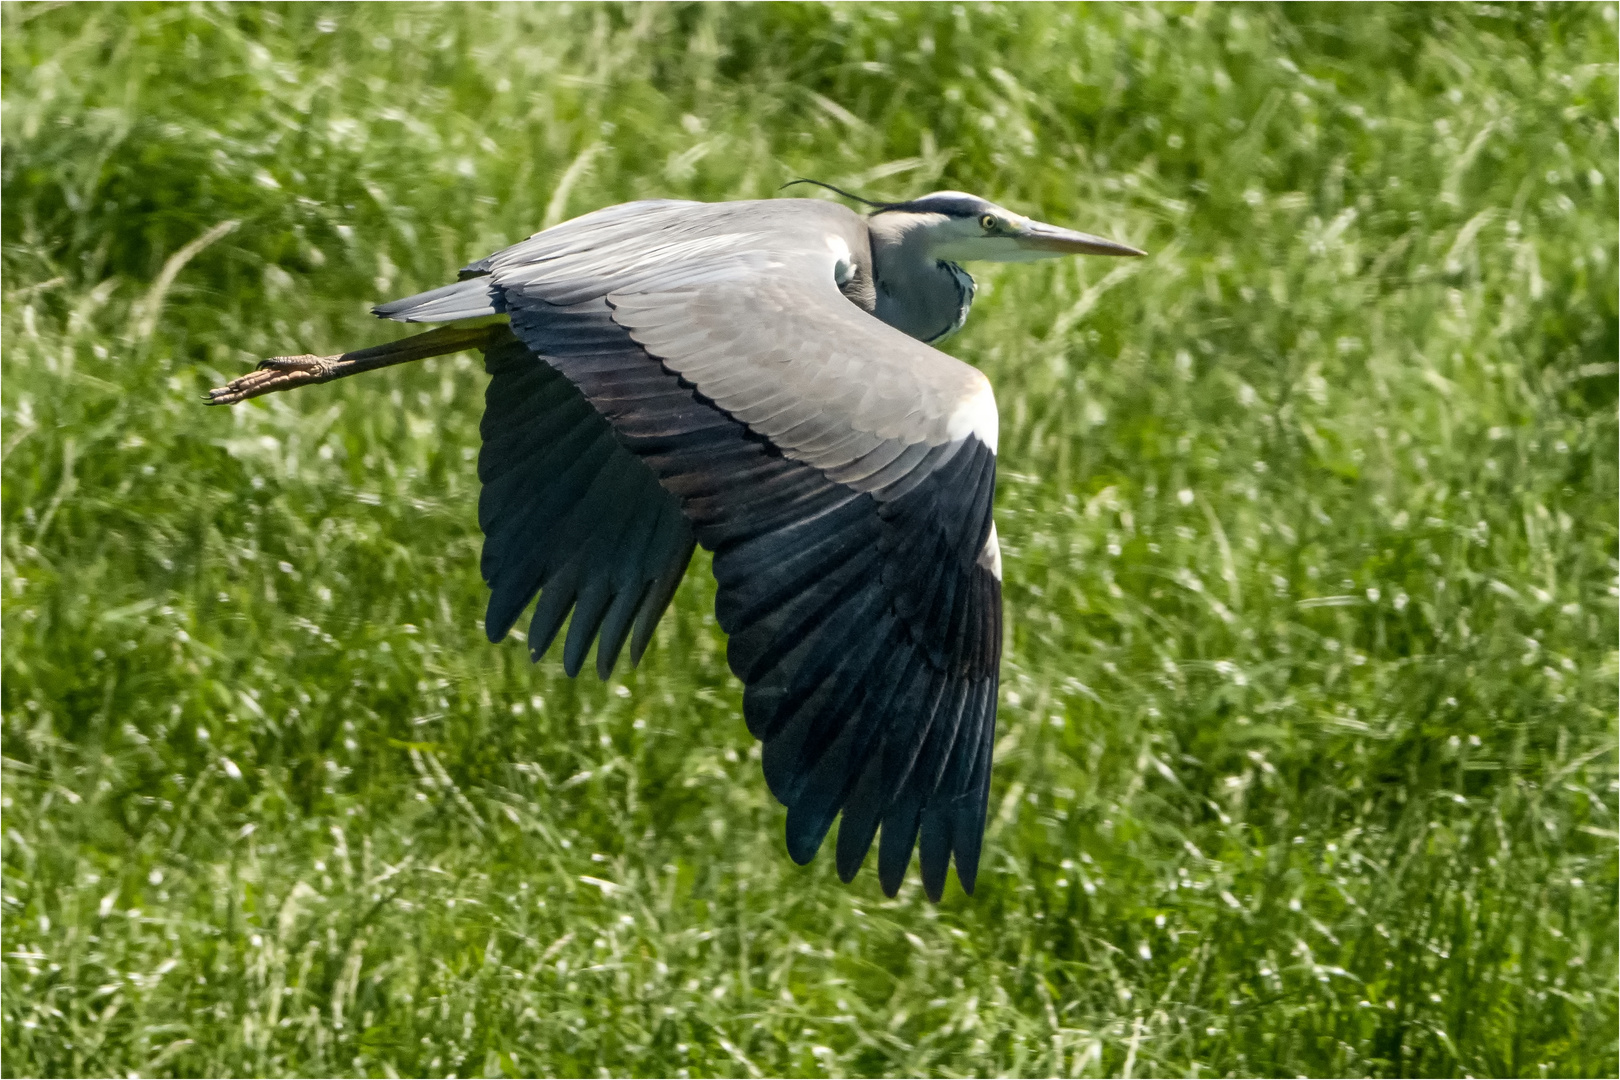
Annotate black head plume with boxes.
[780,178,898,210]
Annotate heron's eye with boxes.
[979,213,998,232]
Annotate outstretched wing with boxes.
[478,329,695,679]
[382,199,1002,900]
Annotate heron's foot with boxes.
[205,353,339,405]
[203,325,505,406]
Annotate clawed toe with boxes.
[204,354,336,405]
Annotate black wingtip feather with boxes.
[952,811,982,896]
[784,800,837,865]
[777,695,886,867]
[950,685,998,894]
[527,581,577,664]
[877,800,923,898]
[563,582,614,678]
[917,807,953,903]
[835,754,886,882]
[485,599,509,644]
[629,529,694,667]
[595,580,650,680]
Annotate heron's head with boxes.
[876,190,1145,264]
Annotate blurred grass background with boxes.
[3,3,1616,1076]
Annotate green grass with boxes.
[3,3,1616,1076]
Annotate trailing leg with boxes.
[205,324,507,405]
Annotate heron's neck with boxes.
[868,216,977,344]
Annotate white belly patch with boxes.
[977,522,1002,580]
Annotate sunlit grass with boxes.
[3,3,1616,1077]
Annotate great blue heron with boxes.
[208,184,1144,901]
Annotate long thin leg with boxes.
[205,324,506,405]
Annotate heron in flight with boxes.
[209,184,1144,901]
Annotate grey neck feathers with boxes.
[866,213,977,344]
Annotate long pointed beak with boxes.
[1015,220,1145,258]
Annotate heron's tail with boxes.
[373,277,502,323]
